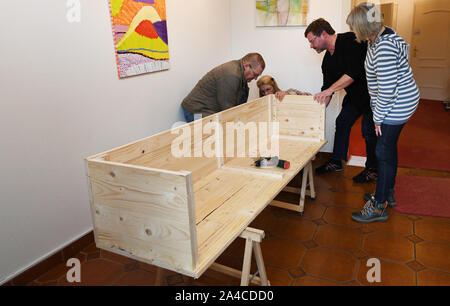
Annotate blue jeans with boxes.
[332,103,378,169]
[374,123,405,203]
[183,108,194,123]
[182,108,204,123]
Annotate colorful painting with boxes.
[109,0,169,78]
[256,0,309,27]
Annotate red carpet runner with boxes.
[395,175,450,218]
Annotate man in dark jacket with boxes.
[305,18,378,183]
[181,53,265,122]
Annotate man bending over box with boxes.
[181,53,265,122]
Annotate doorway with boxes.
[410,0,450,102]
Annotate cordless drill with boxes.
[253,156,290,169]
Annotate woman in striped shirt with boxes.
[346,3,420,223]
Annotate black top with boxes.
[321,32,370,112]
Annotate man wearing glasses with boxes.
[304,18,378,183]
[181,53,265,122]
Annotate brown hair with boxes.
[256,75,281,97]
[304,18,335,38]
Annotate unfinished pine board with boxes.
[219,97,270,164]
[92,118,219,185]
[274,95,325,140]
[195,174,282,276]
[85,94,326,279]
[86,160,198,276]
[193,169,252,224]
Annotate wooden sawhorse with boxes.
[270,159,316,215]
[155,227,269,286]
[210,227,270,286]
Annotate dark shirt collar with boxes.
[381,26,395,36]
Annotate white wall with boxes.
[230,0,352,152]
[0,0,231,283]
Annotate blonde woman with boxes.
[347,3,420,223]
[257,75,311,101]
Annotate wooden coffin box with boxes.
[85,95,326,278]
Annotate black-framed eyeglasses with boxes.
[308,36,318,44]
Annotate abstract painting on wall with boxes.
[109,0,169,78]
[256,0,309,27]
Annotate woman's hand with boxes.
[375,124,382,136]
[275,90,288,102]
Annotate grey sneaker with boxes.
[351,198,389,223]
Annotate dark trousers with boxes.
[332,103,378,169]
[183,108,205,123]
[183,108,195,123]
[374,123,405,203]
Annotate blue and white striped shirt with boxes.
[365,27,420,125]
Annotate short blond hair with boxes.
[346,2,384,42]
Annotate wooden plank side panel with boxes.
[90,120,219,185]
[86,160,198,274]
[274,96,325,140]
[119,122,219,184]
[97,129,177,163]
[220,97,271,164]
[94,230,197,277]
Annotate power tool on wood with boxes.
[253,156,290,169]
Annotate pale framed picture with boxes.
[256,0,309,27]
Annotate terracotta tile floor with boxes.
[26,155,450,286]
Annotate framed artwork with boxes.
[256,0,309,27]
[108,0,169,78]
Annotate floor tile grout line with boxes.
[294,271,353,286]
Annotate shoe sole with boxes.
[351,215,389,223]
